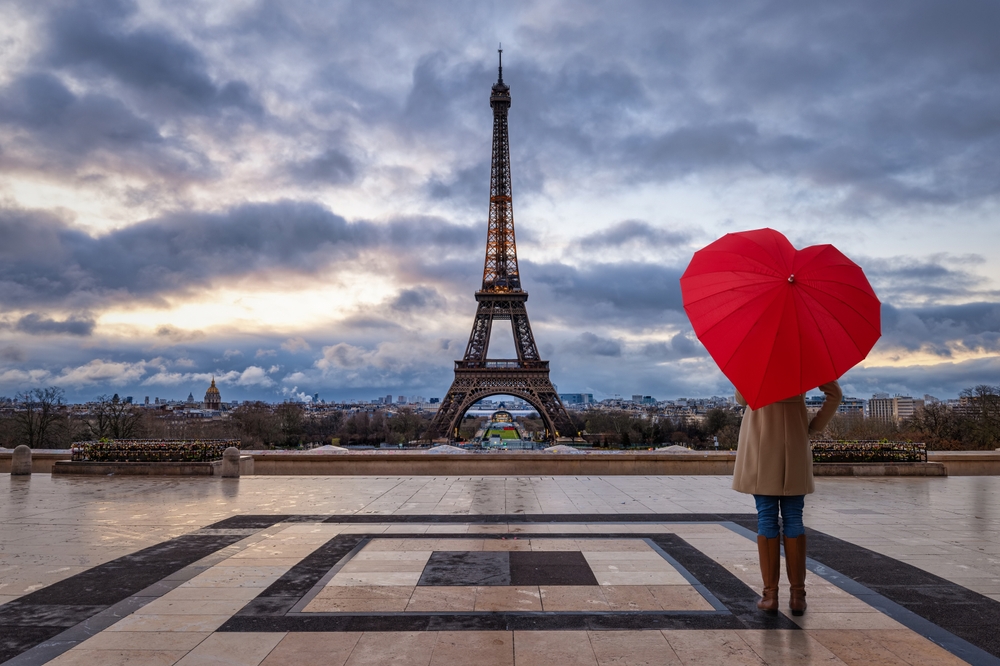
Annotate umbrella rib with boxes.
[799,281,880,338]
[720,286,790,404]
[694,283,785,345]
[695,252,786,279]
[682,272,785,312]
[797,288,844,379]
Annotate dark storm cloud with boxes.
[578,221,691,249]
[525,260,685,324]
[505,1,1000,207]
[15,314,95,337]
[44,0,261,116]
[621,122,813,180]
[0,73,156,145]
[13,0,998,210]
[389,288,446,313]
[0,346,25,363]
[880,302,1000,356]
[0,202,478,308]
[641,333,705,361]
[662,1,1000,204]
[287,149,356,185]
[428,163,489,208]
[863,255,996,304]
[571,332,622,357]
[0,73,197,176]
[842,356,1000,400]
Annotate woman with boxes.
[732,381,842,616]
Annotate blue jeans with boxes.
[754,495,805,539]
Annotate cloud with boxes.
[0,202,478,309]
[255,349,277,358]
[142,370,217,387]
[842,356,1000,400]
[863,254,997,306]
[44,0,261,117]
[526,260,685,325]
[317,343,367,369]
[236,366,275,387]
[314,339,455,389]
[281,337,311,353]
[641,332,705,360]
[0,73,197,179]
[1,0,999,404]
[428,163,490,208]
[155,326,204,343]
[572,332,622,357]
[54,359,147,387]
[0,346,26,363]
[389,288,446,313]
[578,220,692,250]
[878,302,1000,357]
[15,313,95,336]
[287,149,356,185]
[282,386,313,403]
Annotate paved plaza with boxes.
[2,474,999,665]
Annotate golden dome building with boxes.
[204,377,222,411]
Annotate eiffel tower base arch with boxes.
[428,366,575,441]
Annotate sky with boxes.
[0,0,999,404]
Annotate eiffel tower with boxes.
[429,49,574,441]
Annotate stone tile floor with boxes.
[1,474,999,664]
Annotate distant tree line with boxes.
[2,384,998,450]
[581,407,742,449]
[828,384,1000,451]
[0,392,436,449]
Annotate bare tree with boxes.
[87,394,144,440]
[230,402,280,448]
[276,403,305,446]
[14,387,65,448]
[959,384,1000,449]
[388,407,426,444]
[908,402,963,449]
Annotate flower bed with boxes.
[811,440,926,463]
[71,439,238,463]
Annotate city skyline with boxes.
[1,2,999,404]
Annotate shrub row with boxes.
[811,439,926,463]
[72,439,239,462]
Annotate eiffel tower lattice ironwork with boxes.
[429,49,574,441]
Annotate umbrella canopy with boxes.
[680,228,880,410]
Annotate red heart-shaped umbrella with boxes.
[680,228,881,410]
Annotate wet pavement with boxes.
[1,474,999,664]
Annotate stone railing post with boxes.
[221,447,241,478]
[11,445,32,475]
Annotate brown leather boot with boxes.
[756,535,780,614]
[784,534,807,615]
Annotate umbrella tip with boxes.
[788,274,795,283]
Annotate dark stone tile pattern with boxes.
[418,552,511,586]
[203,513,754,529]
[204,515,296,529]
[235,535,365,618]
[508,551,599,586]
[805,528,1000,659]
[219,531,777,633]
[415,550,600,587]
[723,512,1000,660]
[0,533,246,663]
[222,611,746,633]
[649,534,797,631]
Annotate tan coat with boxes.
[731,381,842,496]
